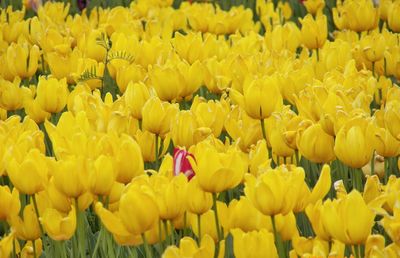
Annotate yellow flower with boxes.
[303,0,325,15]
[89,155,116,196]
[46,48,81,84]
[10,204,41,241]
[134,130,171,162]
[35,76,69,113]
[189,142,247,193]
[115,134,144,184]
[7,148,49,195]
[384,100,400,141]
[77,29,107,62]
[0,232,14,258]
[381,207,400,245]
[388,1,400,32]
[248,139,271,176]
[19,238,43,258]
[40,205,76,241]
[116,64,145,94]
[0,77,30,111]
[320,190,375,245]
[230,76,283,120]
[123,82,150,120]
[0,185,20,221]
[142,97,179,137]
[74,58,105,90]
[231,229,278,258]
[296,123,335,164]
[333,0,379,32]
[6,43,40,79]
[300,13,327,49]
[334,117,375,168]
[372,110,400,157]
[360,32,386,63]
[149,63,185,102]
[244,166,305,216]
[24,95,51,124]
[184,177,213,215]
[162,234,216,258]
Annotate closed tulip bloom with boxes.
[46,48,81,84]
[115,134,144,184]
[388,1,400,32]
[35,76,69,113]
[231,229,278,258]
[189,142,247,193]
[248,140,270,176]
[7,148,49,195]
[373,110,400,157]
[123,82,150,120]
[40,205,76,241]
[297,123,335,163]
[333,0,379,32]
[149,64,185,102]
[10,204,41,241]
[303,0,325,15]
[305,200,331,241]
[384,100,400,141]
[24,96,51,124]
[142,97,179,136]
[334,117,375,168]
[321,190,375,245]
[0,232,14,258]
[116,64,145,93]
[171,110,212,148]
[6,43,40,79]
[361,32,386,63]
[0,77,30,111]
[134,129,170,162]
[53,156,89,198]
[184,177,213,215]
[245,167,305,216]
[0,186,20,221]
[177,60,204,99]
[300,13,327,49]
[231,76,283,120]
[89,155,116,196]
[163,234,215,258]
[46,177,71,214]
[119,186,159,235]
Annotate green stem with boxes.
[141,233,152,258]
[316,48,320,62]
[371,152,375,176]
[197,214,201,245]
[91,225,104,258]
[260,119,267,141]
[353,245,361,258]
[212,193,222,241]
[32,194,44,237]
[372,62,375,77]
[271,215,286,258]
[155,134,159,169]
[384,157,390,184]
[163,220,170,246]
[75,198,86,258]
[170,220,175,245]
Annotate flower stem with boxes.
[212,193,222,241]
[260,119,267,141]
[33,239,37,258]
[92,225,104,258]
[384,157,390,184]
[197,214,202,245]
[141,233,152,258]
[32,194,44,236]
[155,134,159,169]
[271,215,286,258]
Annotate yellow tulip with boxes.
[162,234,216,258]
[40,205,76,241]
[150,174,187,220]
[74,58,105,90]
[334,117,375,168]
[0,232,14,258]
[381,207,400,245]
[189,141,247,193]
[35,76,69,113]
[123,82,150,120]
[320,190,375,245]
[6,43,40,79]
[300,13,327,49]
[226,197,271,232]
[115,134,144,184]
[231,76,283,120]
[89,155,116,196]
[384,100,400,141]
[0,77,30,111]
[297,123,335,164]
[248,139,271,176]
[116,64,145,94]
[77,29,107,62]
[231,229,278,258]
[388,1,400,32]
[24,96,51,124]
[275,211,299,241]
[373,110,400,157]
[360,32,386,63]
[333,0,379,32]
[10,204,41,241]
[142,96,179,137]
[303,0,325,15]
[7,148,49,195]
[149,64,185,102]
[134,129,171,162]
[46,177,71,214]
[177,60,204,99]
[19,238,43,258]
[244,166,305,216]
[0,185,20,220]
[184,177,213,215]
[171,110,212,148]
[46,48,81,84]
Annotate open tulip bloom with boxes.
[0,0,400,258]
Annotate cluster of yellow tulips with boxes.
[1,0,400,257]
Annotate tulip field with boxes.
[1,0,400,257]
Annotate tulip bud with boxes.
[300,13,327,49]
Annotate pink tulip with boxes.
[173,148,195,180]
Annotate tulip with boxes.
[89,155,116,196]
[40,206,76,241]
[142,97,179,137]
[46,177,71,214]
[189,142,247,193]
[6,43,40,79]
[77,29,107,62]
[388,1,400,32]
[149,64,185,102]
[384,100,400,141]
[320,190,375,245]
[24,96,51,124]
[0,186,20,221]
[19,239,43,258]
[297,123,335,164]
[74,58,105,90]
[162,234,216,258]
[0,77,30,111]
[115,134,144,184]
[134,129,170,162]
[300,13,327,49]
[334,117,375,168]
[35,76,69,113]
[123,82,150,120]
[7,148,49,195]
[184,177,213,215]
[231,229,278,258]
[360,32,386,63]
[248,139,271,176]
[173,147,195,180]
[0,232,14,258]
[381,207,400,245]
[373,110,400,157]
[303,0,325,15]
[10,204,41,241]
[171,110,212,148]
[116,64,145,93]
[46,46,81,84]
[333,0,379,32]
[177,60,204,99]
